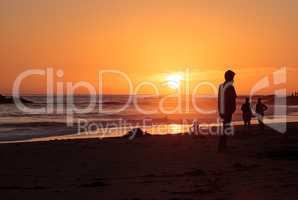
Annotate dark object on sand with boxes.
[123,128,149,139]
[0,94,33,104]
[80,180,107,188]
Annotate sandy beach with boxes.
[0,122,298,199]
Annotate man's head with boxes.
[224,70,235,82]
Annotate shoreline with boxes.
[1,120,296,145]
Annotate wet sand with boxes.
[0,123,298,199]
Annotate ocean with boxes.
[0,95,297,142]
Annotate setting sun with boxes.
[165,73,184,89]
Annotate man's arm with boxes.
[232,86,237,99]
[218,84,224,118]
[231,86,237,113]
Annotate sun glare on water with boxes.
[165,73,183,89]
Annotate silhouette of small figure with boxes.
[218,70,237,152]
[256,98,268,130]
[241,97,252,127]
[189,120,200,136]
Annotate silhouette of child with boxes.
[256,98,268,129]
[241,97,252,127]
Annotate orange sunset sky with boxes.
[0,0,297,95]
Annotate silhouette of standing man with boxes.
[218,70,237,152]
